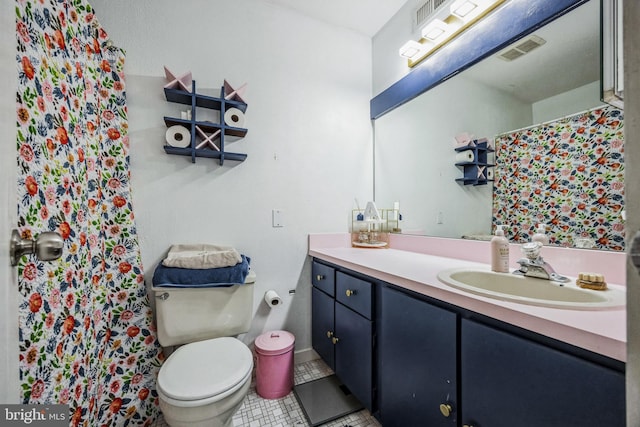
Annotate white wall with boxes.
[532,81,603,124]
[91,0,374,352]
[0,0,19,403]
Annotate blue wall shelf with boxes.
[163,80,248,165]
[455,139,494,186]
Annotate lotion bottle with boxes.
[532,223,549,245]
[491,225,510,273]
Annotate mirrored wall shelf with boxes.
[163,79,248,166]
[455,139,494,186]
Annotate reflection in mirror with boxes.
[493,106,625,251]
[374,0,625,251]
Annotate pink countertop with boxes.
[309,233,626,362]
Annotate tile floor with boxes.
[152,358,381,427]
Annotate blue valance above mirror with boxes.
[370,0,590,120]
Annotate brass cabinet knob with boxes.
[316,274,324,281]
[332,337,339,345]
[345,289,356,297]
[326,331,334,338]
[439,403,453,418]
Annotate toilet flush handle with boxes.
[156,292,169,300]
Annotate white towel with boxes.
[162,244,242,269]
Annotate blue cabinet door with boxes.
[461,319,625,427]
[335,302,373,411]
[312,287,335,370]
[378,286,458,426]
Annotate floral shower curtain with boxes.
[16,1,163,425]
[492,106,625,251]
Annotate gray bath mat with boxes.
[293,375,363,426]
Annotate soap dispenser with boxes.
[491,225,510,273]
[532,224,549,245]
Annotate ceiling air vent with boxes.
[496,35,547,61]
[416,0,449,28]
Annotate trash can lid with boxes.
[255,330,295,355]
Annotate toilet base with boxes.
[159,377,250,427]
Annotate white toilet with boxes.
[153,271,256,427]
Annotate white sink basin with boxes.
[437,268,625,310]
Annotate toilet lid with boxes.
[158,337,253,401]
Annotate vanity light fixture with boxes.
[399,0,507,68]
[399,40,423,59]
[421,18,452,42]
[451,0,478,18]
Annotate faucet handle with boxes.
[514,258,529,275]
[521,241,543,260]
[550,272,571,283]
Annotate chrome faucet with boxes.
[513,242,570,283]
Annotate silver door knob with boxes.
[631,230,640,273]
[10,229,63,266]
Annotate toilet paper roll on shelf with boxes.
[264,290,282,308]
[224,108,245,128]
[455,151,475,163]
[165,125,191,148]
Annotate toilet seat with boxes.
[158,337,253,406]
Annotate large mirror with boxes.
[374,0,625,251]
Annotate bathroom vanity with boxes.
[309,234,626,427]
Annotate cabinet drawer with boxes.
[336,271,373,319]
[312,261,335,296]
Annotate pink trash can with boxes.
[255,330,295,399]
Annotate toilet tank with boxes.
[153,272,255,347]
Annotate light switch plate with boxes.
[272,209,284,227]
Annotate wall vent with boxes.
[496,35,547,61]
[416,0,448,28]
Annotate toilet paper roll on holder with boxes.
[264,290,282,307]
